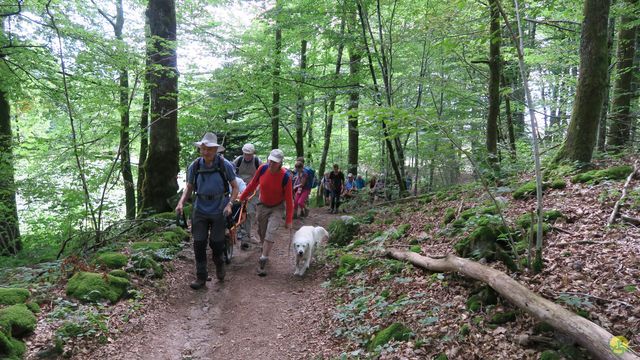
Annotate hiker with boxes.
[293,160,311,218]
[176,132,239,289]
[328,164,345,214]
[239,149,293,276]
[320,172,331,206]
[343,173,356,198]
[233,143,262,249]
[368,175,378,203]
[355,174,365,190]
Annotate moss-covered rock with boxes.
[108,269,130,279]
[25,302,40,314]
[513,181,548,200]
[335,254,368,277]
[0,304,37,336]
[454,217,516,270]
[95,252,128,269]
[147,227,189,245]
[549,179,566,189]
[0,331,26,360]
[443,207,456,224]
[489,311,517,324]
[131,241,174,251]
[328,217,360,247]
[533,322,554,334]
[516,210,563,229]
[367,322,412,351]
[0,288,30,306]
[66,271,130,303]
[571,165,633,184]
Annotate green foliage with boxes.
[466,286,498,312]
[65,272,130,303]
[95,252,128,269]
[0,288,30,306]
[458,324,470,337]
[443,207,456,224]
[571,165,633,183]
[129,253,164,278]
[549,179,566,189]
[392,224,411,239]
[108,269,129,279]
[409,245,421,253]
[434,354,448,360]
[367,323,412,351]
[516,210,564,229]
[328,218,360,247]
[539,350,562,360]
[454,216,517,270]
[0,331,26,360]
[148,227,189,245]
[0,304,37,336]
[335,255,368,278]
[513,180,549,200]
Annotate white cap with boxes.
[348,173,353,177]
[267,149,284,163]
[242,143,255,154]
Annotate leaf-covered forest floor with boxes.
[5,155,639,359]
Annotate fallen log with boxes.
[386,249,638,360]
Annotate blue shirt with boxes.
[188,156,236,215]
[355,178,365,190]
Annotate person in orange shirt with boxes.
[240,149,293,276]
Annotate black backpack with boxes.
[191,155,230,197]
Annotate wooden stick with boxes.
[607,160,639,226]
[621,215,640,226]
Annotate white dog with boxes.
[293,226,329,276]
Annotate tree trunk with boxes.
[295,39,307,158]
[347,45,361,176]
[141,0,179,214]
[597,16,616,152]
[0,87,21,255]
[555,0,610,164]
[487,0,501,165]
[137,16,151,215]
[387,250,639,360]
[271,1,282,150]
[501,74,517,159]
[607,0,637,150]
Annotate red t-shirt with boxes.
[240,164,293,225]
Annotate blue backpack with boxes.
[256,164,290,188]
[303,167,318,189]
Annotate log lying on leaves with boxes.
[386,249,638,360]
[607,160,639,226]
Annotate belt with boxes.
[196,193,227,201]
[258,201,283,208]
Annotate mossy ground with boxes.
[328,218,360,247]
[367,322,412,351]
[95,252,128,269]
[571,165,633,184]
[0,288,30,306]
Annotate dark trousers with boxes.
[331,189,342,211]
[192,210,226,280]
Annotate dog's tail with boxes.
[314,226,329,242]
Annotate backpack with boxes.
[191,155,230,197]
[233,156,260,172]
[255,164,290,188]
[303,166,318,189]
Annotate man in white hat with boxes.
[176,132,239,289]
[239,149,293,276]
[233,143,262,249]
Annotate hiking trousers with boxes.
[192,210,226,280]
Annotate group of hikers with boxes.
[175,132,326,288]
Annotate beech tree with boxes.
[140,0,180,213]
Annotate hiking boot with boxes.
[303,208,309,217]
[293,213,299,219]
[257,257,267,276]
[215,262,226,281]
[190,278,206,290]
[241,242,250,250]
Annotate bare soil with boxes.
[85,210,337,360]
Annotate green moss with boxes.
[0,288,30,306]
[409,245,421,253]
[108,269,130,279]
[434,354,448,360]
[393,224,411,239]
[571,165,633,184]
[0,331,26,360]
[489,311,517,324]
[575,308,589,318]
[66,271,130,303]
[148,227,189,245]
[454,218,514,268]
[328,218,360,247]
[367,323,412,351]
[0,304,37,337]
[466,286,498,312]
[459,324,470,337]
[95,252,128,269]
[549,179,566,189]
[25,302,40,314]
[149,212,177,221]
[336,255,368,277]
[513,180,548,200]
[443,207,456,224]
[539,350,561,360]
[516,210,562,229]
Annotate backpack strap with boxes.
[256,164,289,189]
[193,155,230,197]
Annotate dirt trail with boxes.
[88,211,336,360]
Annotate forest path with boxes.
[87,208,337,360]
